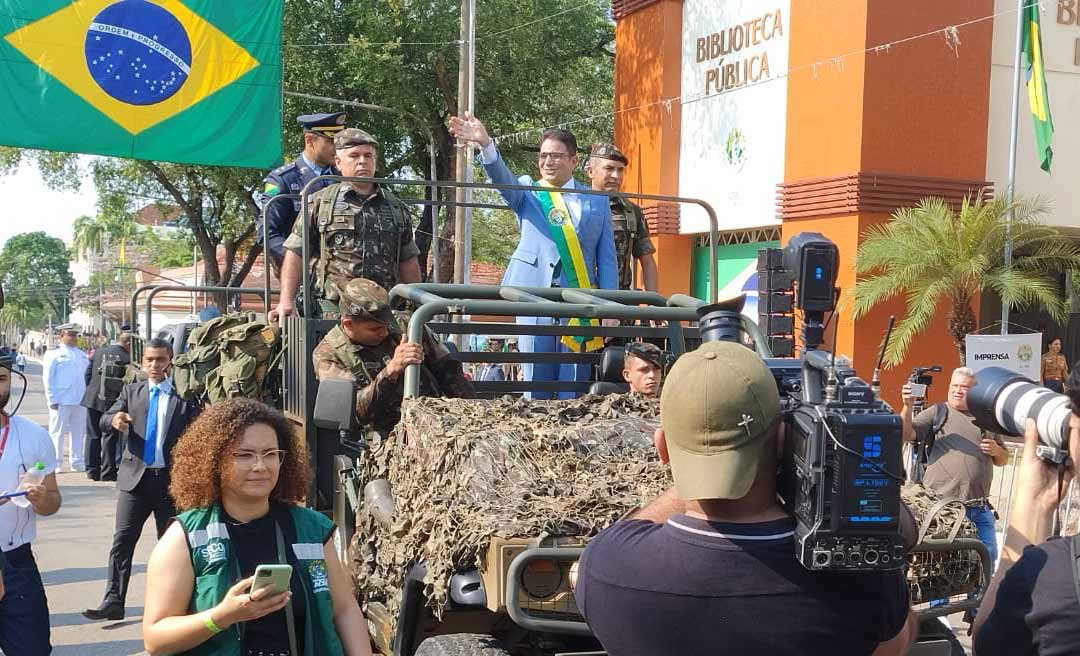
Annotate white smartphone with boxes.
[250,564,293,597]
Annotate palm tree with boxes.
[71,215,107,261]
[852,195,1080,366]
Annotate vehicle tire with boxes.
[413,633,512,656]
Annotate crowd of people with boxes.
[0,110,1077,655]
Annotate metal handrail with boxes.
[133,285,275,339]
[296,176,723,320]
[394,289,699,398]
[390,283,773,397]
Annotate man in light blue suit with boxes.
[450,113,618,399]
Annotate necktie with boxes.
[143,385,160,465]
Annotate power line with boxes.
[491,3,1020,143]
[282,0,601,48]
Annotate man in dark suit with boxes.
[80,333,130,482]
[82,338,200,621]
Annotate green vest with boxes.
[177,504,345,656]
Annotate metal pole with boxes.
[463,0,476,285]
[192,243,198,315]
[1002,0,1027,336]
[453,0,471,287]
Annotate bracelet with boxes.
[203,612,224,635]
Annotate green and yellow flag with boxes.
[0,0,283,167]
[1022,0,1054,172]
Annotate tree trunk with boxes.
[948,288,977,365]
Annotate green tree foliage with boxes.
[283,0,615,279]
[3,0,616,286]
[852,196,1080,365]
[0,232,75,326]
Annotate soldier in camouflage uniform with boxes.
[254,112,345,274]
[622,342,665,398]
[272,128,422,321]
[586,143,658,291]
[312,278,474,433]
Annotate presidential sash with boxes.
[535,181,605,353]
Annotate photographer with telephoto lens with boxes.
[972,364,1080,655]
[574,341,915,656]
[901,367,1009,568]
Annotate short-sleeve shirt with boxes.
[0,415,58,551]
[912,404,1003,500]
[973,536,1080,656]
[576,514,909,655]
[609,198,655,290]
[282,183,419,293]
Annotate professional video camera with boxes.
[697,233,904,572]
[968,366,1074,460]
[905,365,942,483]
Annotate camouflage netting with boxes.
[902,484,985,604]
[350,394,668,620]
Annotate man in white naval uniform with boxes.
[42,324,89,471]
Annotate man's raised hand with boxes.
[449,112,491,148]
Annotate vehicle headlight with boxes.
[520,559,563,599]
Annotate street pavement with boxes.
[12,360,155,655]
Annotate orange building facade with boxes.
[613,0,997,404]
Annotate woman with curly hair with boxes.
[142,398,371,656]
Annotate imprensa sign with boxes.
[679,0,790,235]
[965,333,1043,380]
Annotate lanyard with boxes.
[0,418,11,462]
[227,511,299,656]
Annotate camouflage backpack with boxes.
[205,319,282,403]
[172,315,248,402]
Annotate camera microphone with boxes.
[871,316,895,399]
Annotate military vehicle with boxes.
[125,177,988,655]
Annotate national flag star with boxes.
[95,36,100,41]
[135,73,140,78]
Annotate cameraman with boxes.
[971,366,1080,654]
[901,367,1009,566]
[575,342,914,655]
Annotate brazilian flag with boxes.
[1022,0,1054,172]
[0,0,283,167]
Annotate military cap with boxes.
[660,341,781,501]
[335,127,380,150]
[590,143,629,165]
[56,323,81,334]
[339,278,393,325]
[624,342,664,370]
[298,112,347,138]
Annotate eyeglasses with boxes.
[230,449,286,468]
[538,152,569,162]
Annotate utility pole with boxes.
[192,243,198,315]
[453,0,475,285]
[1001,0,1027,336]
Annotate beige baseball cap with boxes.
[660,341,781,501]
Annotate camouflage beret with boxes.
[625,342,664,369]
[339,278,392,325]
[590,143,628,165]
[335,128,380,150]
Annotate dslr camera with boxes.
[697,233,904,572]
[968,366,1073,460]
